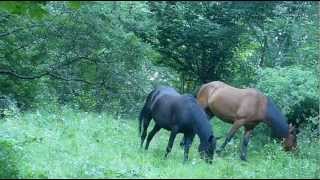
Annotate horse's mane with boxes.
[265,97,289,138]
[183,93,196,98]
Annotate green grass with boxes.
[0,106,319,178]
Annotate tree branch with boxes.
[0,24,41,38]
[0,69,48,79]
[46,71,95,85]
[0,68,95,85]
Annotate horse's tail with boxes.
[139,89,157,136]
[138,105,146,136]
[139,105,147,135]
[197,83,215,109]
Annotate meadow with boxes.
[1,106,319,179]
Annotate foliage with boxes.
[0,1,317,116]
[0,2,176,116]
[256,66,319,128]
[0,140,20,178]
[140,2,283,91]
[0,1,47,19]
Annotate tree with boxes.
[140,2,280,92]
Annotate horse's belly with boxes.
[209,88,245,121]
[212,109,236,123]
[152,113,171,128]
[156,120,172,130]
[210,100,238,121]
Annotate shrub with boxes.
[256,66,318,128]
[0,95,20,119]
[0,140,20,179]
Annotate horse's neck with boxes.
[265,98,289,138]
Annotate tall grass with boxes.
[0,106,319,178]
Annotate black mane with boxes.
[265,97,289,138]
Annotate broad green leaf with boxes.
[28,4,48,19]
[0,1,47,19]
[0,1,27,15]
[68,1,81,10]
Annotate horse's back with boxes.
[149,86,180,109]
[157,94,198,121]
[197,81,235,108]
[151,90,207,133]
[156,86,179,95]
[200,81,267,121]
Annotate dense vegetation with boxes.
[0,1,319,178]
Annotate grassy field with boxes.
[0,106,319,178]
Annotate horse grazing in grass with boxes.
[139,86,216,163]
[196,81,297,161]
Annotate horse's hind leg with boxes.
[164,127,179,158]
[205,107,214,120]
[140,117,152,148]
[217,119,245,154]
[145,124,161,150]
[240,127,253,161]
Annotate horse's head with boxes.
[198,135,216,163]
[283,123,298,151]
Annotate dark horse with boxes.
[195,81,297,161]
[139,86,216,163]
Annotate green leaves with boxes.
[0,1,317,126]
[67,1,81,10]
[256,66,318,126]
[143,2,281,88]
[28,3,48,19]
[0,1,26,15]
[0,1,48,19]
[0,140,19,179]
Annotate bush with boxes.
[0,140,20,179]
[0,95,20,119]
[256,66,318,128]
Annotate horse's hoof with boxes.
[216,149,223,154]
[205,159,213,164]
[240,155,247,161]
[183,160,188,164]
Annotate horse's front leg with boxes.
[180,135,185,148]
[240,128,252,161]
[217,119,245,154]
[164,128,179,158]
[183,134,195,163]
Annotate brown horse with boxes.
[196,81,297,161]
